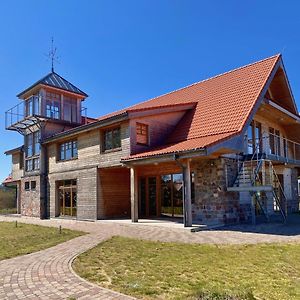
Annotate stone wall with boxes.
[20,175,42,217]
[192,158,251,226]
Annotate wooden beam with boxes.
[130,167,138,222]
[183,160,192,227]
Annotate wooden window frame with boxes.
[136,122,149,146]
[103,127,121,152]
[58,140,78,162]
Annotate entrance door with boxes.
[58,180,77,217]
[161,174,183,218]
[139,177,157,217]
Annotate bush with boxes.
[0,186,16,211]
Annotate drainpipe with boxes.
[174,154,192,227]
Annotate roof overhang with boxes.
[4,146,23,155]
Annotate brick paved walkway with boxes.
[0,215,300,299]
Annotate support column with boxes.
[183,160,192,227]
[130,167,138,222]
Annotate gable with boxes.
[264,63,298,115]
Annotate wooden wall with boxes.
[98,167,130,218]
[129,111,186,154]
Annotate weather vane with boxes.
[46,37,59,72]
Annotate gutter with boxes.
[43,112,128,144]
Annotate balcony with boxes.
[247,133,300,165]
[5,96,87,132]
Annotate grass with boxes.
[0,221,83,260]
[0,207,17,214]
[73,236,300,300]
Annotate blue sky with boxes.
[0,0,300,181]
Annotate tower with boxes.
[5,71,88,217]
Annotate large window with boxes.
[59,141,78,161]
[63,97,78,123]
[25,131,40,157]
[46,92,61,119]
[269,128,281,156]
[247,121,262,155]
[136,122,149,145]
[25,158,40,172]
[103,127,121,151]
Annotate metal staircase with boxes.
[227,136,288,223]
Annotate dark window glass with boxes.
[34,131,40,155]
[104,127,121,151]
[33,158,40,170]
[26,133,33,157]
[46,92,60,119]
[31,181,36,190]
[25,182,30,191]
[25,159,33,171]
[59,141,78,161]
[63,97,78,123]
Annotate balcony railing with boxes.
[5,96,87,130]
[247,133,300,163]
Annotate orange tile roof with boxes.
[117,54,281,160]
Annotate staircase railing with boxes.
[270,162,288,223]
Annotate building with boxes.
[4,54,300,227]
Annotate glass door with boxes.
[172,174,184,218]
[58,180,77,217]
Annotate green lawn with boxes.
[0,221,83,260]
[73,236,300,300]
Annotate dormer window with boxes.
[136,122,149,145]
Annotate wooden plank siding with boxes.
[98,167,131,218]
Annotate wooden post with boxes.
[130,167,138,222]
[183,160,192,227]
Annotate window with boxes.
[103,127,121,151]
[25,131,40,158]
[136,122,149,145]
[269,128,281,156]
[19,153,24,170]
[59,141,78,161]
[24,182,30,191]
[31,181,36,190]
[25,159,33,171]
[63,97,78,123]
[46,92,61,119]
[25,158,39,172]
[26,133,33,157]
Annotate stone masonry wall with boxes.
[192,158,251,226]
[20,175,41,217]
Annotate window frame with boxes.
[24,181,30,191]
[58,140,78,161]
[31,181,36,191]
[136,122,149,146]
[103,127,121,152]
